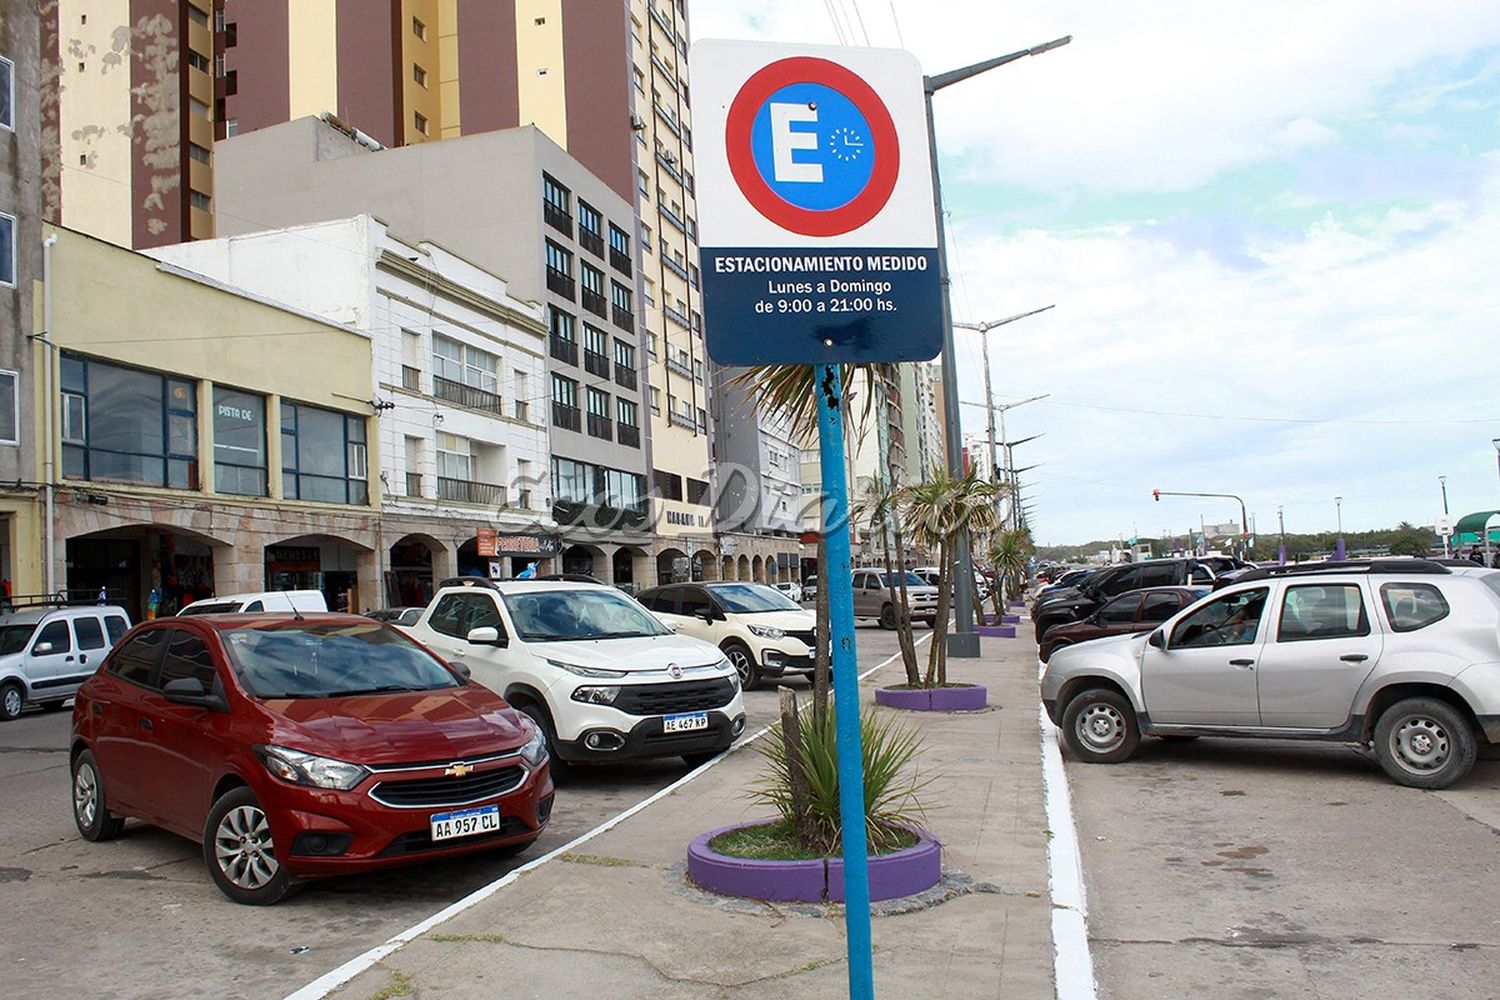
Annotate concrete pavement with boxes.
[311,628,1058,1000]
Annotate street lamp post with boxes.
[1439,476,1450,558]
[930,36,1072,658]
[1152,489,1249,558]
[1334,495,1345,561]
[1277,505,1286,565]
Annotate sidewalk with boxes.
[320,628,1054,1000]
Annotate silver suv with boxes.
[1041,560,1500,789]
[0,604,133,720]
[852,569,939,629]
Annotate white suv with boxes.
[407,578,746,775]
[0,604,133,720]
[637,582,818,690]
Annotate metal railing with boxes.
[437,477,506,506]
[546,268,575,300]
[579,228,605,258]
[610,247,632,276]
[549,335,578,366]
[552,402,581,431]
[614,365,638,391]
[666,354,692,378]
[618,424,641,448]
[433,375,503,415]
[612,304,635,333]
[584,350,610,379]
[581,287,608,318]
[586,412,613,440]
[401,365,421,391]
[543,201,572,236]
[405,472,423,497]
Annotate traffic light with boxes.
[1152,489,1160,502]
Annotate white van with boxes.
[177,590,328,616]
[0,605,133,720]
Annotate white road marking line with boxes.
[282,635,926,1000]
[1040,701,1099,1000]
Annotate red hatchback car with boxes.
[69,614,554,904]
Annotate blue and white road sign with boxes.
[690,41,943,365]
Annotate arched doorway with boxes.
[562,544,605,579]
[657,547,688,584]
[389,534,441,608]
[613,546,648,593]
[721,554,735,581]
[265,534,372,613]
[765,558,779,583]
[751,555,765,583]
[66,523,226,620]
[737,554,751,580]
[693,549,718,581]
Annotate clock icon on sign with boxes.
[828,125,865,162]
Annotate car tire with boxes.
[203,786,299,906]
[518,702,571,782]
[41,699,69,713]
[1060,688,1141,764]
[879,605,897,631]
[0,681,23,721]
[72,749,126,841]
[723,641,760,692]
[682,751,720,769]
[1373,697,1477,790]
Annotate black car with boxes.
[1033,558,1219,640]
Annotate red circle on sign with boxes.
[724,57,901,238]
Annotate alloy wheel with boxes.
[2,686,21,719]
[727,646,753,687]
[214,805,280,890]
[74,761,99,829]
[1075,702,1127,753]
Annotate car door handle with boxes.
[139,716,153,731]
[1229,658,1255,668]
[79,654,88,665]
[1340,654,1369,663]
[64,655,75,662]
[91,701,105,716]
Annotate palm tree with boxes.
[989,527,1033,620]
[855,474,920,685]
[899,466,1001,687]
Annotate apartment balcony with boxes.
[653,101,681,138]
[662,255,688,281]
[664,301,691,329]
[648,2,674,39]
[579,228,605,258]
[668,408,696,430]
[554,498,649,532]
[650,51,677,89]
[544,202,572,237]
[583,350,610,379]
[552,401,582,432]
[433,375,503,416]
[581,287,608,318]
[612,304,635,333]
[665,354,692,378]
[437,477,506,506]
[405,472,423,498]
[586,412,613,441]
[610,246,632,277]
[656,148,684,186]
[614,365,638,391]
[660,203,687,233]
[546,267,575,300]
[549,334,578,366]
[400,365,421,391]
[617,423,641,448]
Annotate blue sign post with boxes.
[691,41,943,1000]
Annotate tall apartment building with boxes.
[0,0,42,595]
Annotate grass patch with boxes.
[560,852,642,868]
[882,682,978,691]
[367,970,413,1000]
[708,819,918,861]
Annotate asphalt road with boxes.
[1067,731,1500,999]
[0,629,909,1000]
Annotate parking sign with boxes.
[690,40,944,365]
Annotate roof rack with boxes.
[0,590,127,612]
[435,577,503,592]
[1233,558,1450,584]
[532,573,606,584]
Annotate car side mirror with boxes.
[693,607,716,623]
[466,626,508,647]
[1148,629,1167,651]
[33,642,55,655]
[448,660,473,679]
[162,676,227,711]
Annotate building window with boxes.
[687,478,710,505]
[413,111,428,135]
[608,223,632,275]
[224,118,238,137]
[552,456,590,504]
[513,369,529,422]
[0,212,12,286]
[616,398,639,447]
[187,49,210,72]
[212,386,266,496]
[545,239,575,299]
[0,55,11,131]
[649,385,661,413]
[578,201,602,240]
[188,142,211,164]
[610,281,634,332]
[654,469,683,502]
[586,386,611,439]
[281,401,368,505]
[189,189,211,212]
[60,354,198,490]
[435,432,474,482]
[413,64,427,87]
[0,370,15,444]
[551,373,580,431]
[638,169,650,200]
[412,16,427,40]
[189,96,209,119]
[580,261,606,316]
[543,173,572,234]
[187,4,209,27]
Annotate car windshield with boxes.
[0,623,37,656]
[873,572,927,587]
[502,589,670,641]
[178,601,239,616]
[711,584,802,613]
[220,622,460,698]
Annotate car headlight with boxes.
[715,656,735,673]
[257,745,368,791]
[518,722,548,766]
[546,658,628,679]
[571,685,622,705]
[747,624,785,640]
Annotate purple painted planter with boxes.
[975,624,1017,638]
[1000,614,1021,625]
[875,684,988,711]
[1009,599,1026,608]
[688,822,942,903]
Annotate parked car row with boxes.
[1032,557,1250,640]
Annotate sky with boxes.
[691,0,1500,545]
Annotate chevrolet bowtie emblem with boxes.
[444,762,474,778]
[668,664,683,679]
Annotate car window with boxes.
[398,608,422,626]
[1136,565,1177,588]
[33,620,72,654]
[1097,595,1141,624]
[460,594,503,637]
[0,623,37,656]
[1379,583,1450,633]
[1189,565,1216,585]
[427,593,468,637]
[502,589,672,641]
[104,615,130,644]
[1171,587,1269,648]
[1278,584,1370,641]
[1097,569,1140,597]
[222,621,459,698]
[677,589,712,616]
[711,584,801,613]
[1140,593,1184,623]
[159,630,219,689]
[178,601,239,616]
[108,629,170,686]
[74,616,107,651]
[243,600,264,612]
